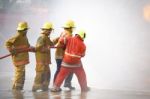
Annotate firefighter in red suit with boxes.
[50,29,89,92]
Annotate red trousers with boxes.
[54,66,88,91]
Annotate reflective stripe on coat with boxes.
[5,33,30,65]
[60,36,86,65]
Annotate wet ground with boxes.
[0,72,150,99]
[1,88,150,99]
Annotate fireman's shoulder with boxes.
[37,36,45,43]
[6,34,19,43]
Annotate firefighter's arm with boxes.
[46,37,59,49]
[52,37,59,45]
[81,50,85,57]
[5,37,17,55]
[26,38,35,52]
[57,36,69,49]
[49,37,55,47]
[54,38,66,49]
[36,37,49,53]
[5,37,15,50]
[48,37,65,49]
[55,42,62,48]
[81,53,85,57]
[81,47,86,57]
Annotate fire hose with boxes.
[0,46,63,60]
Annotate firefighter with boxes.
[5,21,34,91]
[51,29,89,92]
[53,20,75,90]
[32,22,54,92]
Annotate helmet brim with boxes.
[17,28,29,31]
[41,28,54,30]
[62,26,75,28]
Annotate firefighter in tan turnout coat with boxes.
[32,22,54,92]
[5,22,34,91]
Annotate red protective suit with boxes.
[54,35,88,91]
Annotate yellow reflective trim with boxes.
[65,52,81,58]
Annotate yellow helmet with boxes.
[76,29,86,40]
[41,22,53,30]
[17,22,29,31]
[63,20,75,28]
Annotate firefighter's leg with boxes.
[74,67,89,92]
[32,72,44,91]
[51,67,70,92]
[32,65,44,91]
[53,59,62,82]
[51,66,70,92]
[12,65,25,90]
[55,67,71,87]
[42,65,51,91]
[63,73,74,89]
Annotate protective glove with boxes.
[10,49,17,55]
[29,46,36,52]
